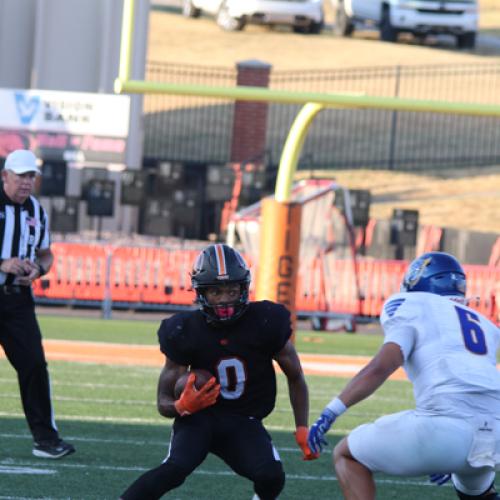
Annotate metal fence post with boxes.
[388,65,401,170]
[102,248,113,319]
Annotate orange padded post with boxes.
[255,199,302,338]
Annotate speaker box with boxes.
[50,197,79,233]
[81,168,108,200]
[121,170,146,205]
[85,179,115,217]
[205,164,235,201]
[153,161,184,195]
[172,188,201,226]
[334,189,371,227]
[239,167,267,205]
[390,209,419,246]
[139,198,174,236]
[40,160,67,196]
[241,168,266,189]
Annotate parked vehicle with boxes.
[330,0,478,49]
[182,0,324,34]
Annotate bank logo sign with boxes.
[15,93,41,125]
[1,88,130,138]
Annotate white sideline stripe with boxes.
[0,459,437,488]
[0,377,156,390]
[0,415,360,434]
[0,465,56,475]
[0,411,163,425]
[0,393,153,406]
[301,361,367,373]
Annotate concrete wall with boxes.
[0,0,37,88]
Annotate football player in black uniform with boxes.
[120,243,317,500]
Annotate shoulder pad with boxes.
[381,292,424,322]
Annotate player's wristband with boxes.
[326,397,347,416]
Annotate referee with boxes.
[0,149,75,459]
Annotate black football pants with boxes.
[121,410,285,499]
[0,288,59,443]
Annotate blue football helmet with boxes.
[401,251,466,297]
[191,243,251,324]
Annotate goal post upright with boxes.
[118,0,135,83]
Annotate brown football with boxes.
[174,368,214,399]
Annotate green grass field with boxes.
[0,314,488,499]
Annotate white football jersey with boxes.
[381,292,500,417]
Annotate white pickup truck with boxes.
[182,0,324,33]
[330,0,478,49]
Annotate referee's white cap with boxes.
[4,149,41,175]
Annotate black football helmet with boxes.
[191,244,251,324]
[401,251,466,297]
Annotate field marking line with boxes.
[0,432,349,452]
[0,465,56,475]
[0,458,439,487]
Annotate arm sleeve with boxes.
[382,317,416,361]
[381,295,420,361]
[264,302,293,354]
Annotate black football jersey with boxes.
[158,300,292,419]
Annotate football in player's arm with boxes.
[308,252,500,500]
[120,243,317,500]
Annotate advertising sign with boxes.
[0,89,130,163]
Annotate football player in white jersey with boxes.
[308,251,500,500]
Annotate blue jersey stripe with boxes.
[385,298,406,317]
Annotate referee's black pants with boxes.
[0,287,59,443]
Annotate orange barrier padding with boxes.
[166,249,199,305]
[37,243,108,301]
[358,259,406,316]
[295,255,327,314]
[489,237,500,268]
[109,247,199,305]
[256,199,302,332]
[110,246,159,303]
[33,243,499,326]
[417,225,443,255]
[463,264,499,321]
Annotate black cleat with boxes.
[33,439,76,459]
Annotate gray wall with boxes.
[0,0,37,87]
[0,0,149,93]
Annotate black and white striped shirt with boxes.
[0,186,50,285]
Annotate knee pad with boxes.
[253,461,285,500]
[121,461,188,500]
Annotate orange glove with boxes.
[294,426,319,461]
[174,373,220,417]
